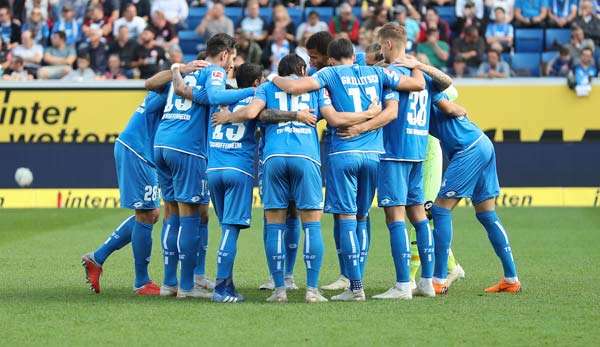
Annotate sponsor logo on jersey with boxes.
[191,196,200,202]
[211,71,224,80]
[445,191,457,197]
[133,201,143,208]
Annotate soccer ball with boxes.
[14,167,34,187]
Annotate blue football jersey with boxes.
[117,88,168,164]
[382,68,442,161]
[207,96,258,177]
[312,64,400,154]
[255,79,330,165]
[429,94,484,159]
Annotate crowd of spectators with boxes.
[0,0,597,81]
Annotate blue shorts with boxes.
[114,141,159,210]
[438,136,500,205]
[378,160,424,207]
[262,156,323,210]
[153,147,210,204]
[207,169,254,228]
[324,152,379,216]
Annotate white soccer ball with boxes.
[14,167,33,187]
[444,85,459,101]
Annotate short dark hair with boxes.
[206,33,236,57]
[494,6,506,14]
[558,45,570,56]
[53,30,66,41]
[328,38,354,61]
[464,25,479,35]
[77,53,91,61]
[278,53,306,77]
[235,63,263,88]
[306,31,333,56]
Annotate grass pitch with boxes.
[1,207,599,345]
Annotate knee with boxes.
[136,209,160,224]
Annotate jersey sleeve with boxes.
[312,67,332,88]
[254,83,268,103]
[434,89,450,103]
[376,66,402,89]
[383,89,400,102]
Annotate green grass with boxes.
[1,208,599,346]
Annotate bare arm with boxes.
[416,61,453,91]
[258,108,317,126]
[212,99,266,125]
[145,69,173,91]
[170,61,210,96]
[396,67,426,91]
[320,103,382,128]
[437,99,467,117]
[271,76,321,95]
[337,99,399,139]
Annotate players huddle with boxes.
[81,23,522,304]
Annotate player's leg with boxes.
[131,208,161,295]
[355,153,378,282]
[194,203,214,290]
[284,202,300,289]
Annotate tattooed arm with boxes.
[259,108,317,126]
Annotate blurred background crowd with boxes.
[0,0,598,82]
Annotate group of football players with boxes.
[81,22,521,303]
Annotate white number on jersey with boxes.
[348,86,378,112]
[274,91,310,126]
[406,90,428,127]
[163,75,197,113]
[211,104,246,141]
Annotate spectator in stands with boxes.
[78,26,108,74]
[281,0,301,7]
[267,4,296,43]
[457,0,485,19]
[488,0,515,22]
[151,0,188,29]
[12,30,43,74]
[195,2,234,42]
[365,42,383,65]
[52,5,81,47]
[103,54,127,79]
[38,31,76,79]
[546,45,572,76]
[296,10,328,42]
[416,27,450,69]
[149,10,178,49]
[568,46,597,95]
[514,0,548,27]
[82,5,113,40]
[121,0,151,20]
[0,37,11,72]
[3,56,33,80]
[452,25,486,73]
[22,7,50,45]
[429,0,454,6]
[477,48,511,77]
[392,5,419,51]
[166,44,183,66]
[62,53,97,81]
[575,0,600,45]
[363,6,390,31]
[306,0,338,7]
[295,33,310,65]
[548,0,578,27]
[485,7,514,52]
[455,1,484,34]
[240,0,267,43]
[112,3,147,40]
[262,26,292,72]
[236,30,263,65]
[330,3,360,44]
[108,25,138,77]
[132,27,166,79]
[0,5,22,48]
[417,7,451,43]
[25,0,49,21]
[567,24,595,63]
[94,0,121,23]
[450,55,469,77]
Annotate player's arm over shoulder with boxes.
[436,99,467,117]
[272,74,321,95]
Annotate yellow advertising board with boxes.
[1,187,598,208]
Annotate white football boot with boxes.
[305,288,328,303]
[447,264,466,288]
[372,284,413,300]
[259,278,275,290]
[266,288,288,303]
[159,285,178,297]
[176,285,212,299]
[285,276,299,290]
[194,275,215,290]
[321,275,350,291]
[330,289,366,301]
[413,278,436,297]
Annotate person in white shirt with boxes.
[487,0,515,21]
[457,0,485,19]
[113,4,147,39]
[295,10,328,42]
[151,0,189,27]
[12,30,43,69]
[240,0,266,42]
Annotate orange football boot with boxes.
[433,281,448,295]
[484,278,521,294]
[81,253,103,294]
[135,282,161,296]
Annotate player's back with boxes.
[207,96,258,177]
[257,80,324,165]
[314,64,392,155]
[117,90,168,164]
[154,67,221,158]
[429,102,483,159]
[382,67,438,161]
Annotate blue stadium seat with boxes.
[545,28,571,50]
[179,30,202,55]
[542,51,559,64]
[352,7,362,19]
[258,7,273,26]
[512,52,541,76]
[183,54,197,63]
[304,7,334,25]
[225,7,244,26]
[436,6,457,27]
[187,7,208,29]
[189,7,208,18]
[515,29,544,52]
[288,7,303,27]
[501,52,512,65]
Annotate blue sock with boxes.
[338,219,361,283]
[161,215,179,287]
[178,216,200,291]
[284,216,300,277]
[131,220,153,288]
[216,224,240,279]
[93,215,135,265]
[265,223,286,288]
[476,211,518,278]
[413,218,434,279]
[194,222,208,276]
[432,205,453,280]
[388,221,411,283]
[303,222,323,289]
[333,219,347,278]
[356,219,369,279]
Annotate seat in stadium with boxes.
[512,52,541,76]
[179,30,202,55]
[352,7,362,19]
[304,7,334,25]
[187,7,208,29]
[225,7,244,26]
[183,54,197,63]
[436,6,457,27]
[288,7,303,27]
[515,29,544,52]
[545,28,571,50]
[501,52,512,64]
[258,7,273,25]
[542,51,559,64]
